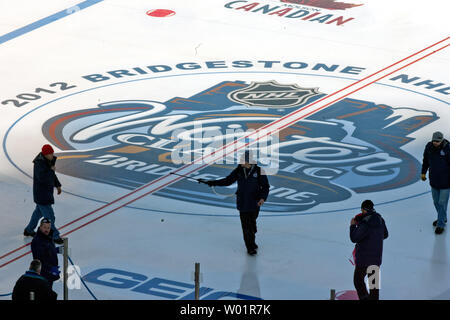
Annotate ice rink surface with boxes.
[0,0,449,300]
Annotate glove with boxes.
[421,174,427,181]
[56,246,64,254]
[50,266,60,277]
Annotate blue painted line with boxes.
[156,190,236,208]
[59,188,430,218]
[0,293,12,297]
[0,0,104,45]
[166,186,228,200]
[2,71,443,217]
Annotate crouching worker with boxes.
[12,259,57,300]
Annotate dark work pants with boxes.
[354,266,380,300]
[239,210,259,251]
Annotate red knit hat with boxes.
[41,144,54,156]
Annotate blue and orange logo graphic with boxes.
[42,81,437,213]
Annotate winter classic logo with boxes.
[224,0,363,26]
[21,74,435,214]
[3,60,445,215]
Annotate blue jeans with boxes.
[431,187,449,228]
[25,204,60,239]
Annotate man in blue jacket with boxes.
[421,131,450,234]
[201,151,270,255]
[24,144,64,244]
[31,219,61,289]
[12,259,57,300]
[350,200,388,300]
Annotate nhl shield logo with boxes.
[228,80,321,108]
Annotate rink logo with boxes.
[228,80,320,108]
[40,79,439,213]
[224,0,360,26]
[280,0,362,10]
[83,268,262,300]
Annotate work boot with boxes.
[435,227,445,235]
[433,220,447,227]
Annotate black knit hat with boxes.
[361,199,374,211]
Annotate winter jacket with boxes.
[31,229,60,283]
[211,165,270,212]
[422,139,450,189]
[33,153,62,205]
[350,209,388,267]
[12,271,57,300]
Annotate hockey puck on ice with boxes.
[146,9,176,17]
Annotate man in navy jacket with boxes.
[12,260,57,300]
[24,144,64,244]
[421,131,450,234]
[350,200,388,300]
[202,151,270,255]
[31,219,61,289]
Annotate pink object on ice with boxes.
[335,290,359,300]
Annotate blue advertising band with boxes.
[0,0,104,45]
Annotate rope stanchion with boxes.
[194,262,200,300]
[330,289,336,300]
[67,255,98,300]
[63,238,69,300]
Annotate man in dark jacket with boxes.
[350,200,388,300]
[201,151,270,255]
[31,219,61,289]
[12,259,57,300]
[24,144,64,244]
[421,131,450,234]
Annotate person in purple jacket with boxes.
[350,200,389,300]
